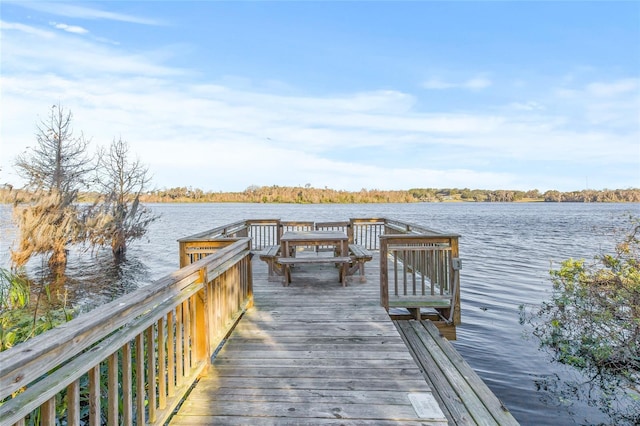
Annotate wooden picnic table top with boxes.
[280,230,348,242]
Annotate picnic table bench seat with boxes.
[258,242,374,285]
[348,243,373,282]
[259,245,282,280]
[278,255,352,286]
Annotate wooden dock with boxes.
[1,218,517,426]
[170,253,517,425]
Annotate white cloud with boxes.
[422,76,492,90]
[0,20,54,38]
[465,77,492,90]
[1,23,187,77]
[551,78,640,131]
[13,2,163,25]
[50,22,89,34]
[586,79,639,97]
[509,101,545,111]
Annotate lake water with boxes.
[1,202,637,425]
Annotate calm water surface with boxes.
[1,202,637,425]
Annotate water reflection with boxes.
[63,250,150,312]
[14,247,151,314]
[532,369,639,426]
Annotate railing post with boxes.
[197,267,209,362]
[237,221,249,237]
[451,236,461,325]
[276,220,282,245]
[347,220,354,243]
[246,253,254,309]
[380,235,389,310]
[179,241,188,268]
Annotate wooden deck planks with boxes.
[170,256,448,425]
[170,252,517,425]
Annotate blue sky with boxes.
[1,1,638,192]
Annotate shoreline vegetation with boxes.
[1,185,639,204]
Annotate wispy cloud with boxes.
[0,20,54,38]
[552,78,639,130]
[11,1,163,25]
[509,101,545,111]
[50,22,89,34]
[422,76,492,90]
[586,78,639,97]
[2,21,186,77]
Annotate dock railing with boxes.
[379,222,461,325]
[0,238,253,426]
[179,217,460,325]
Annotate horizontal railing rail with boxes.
[383,218,447,236]
[0,238,253,426]
[177,219,249,241]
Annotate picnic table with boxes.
[279,230,351,286]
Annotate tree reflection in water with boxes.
[24,247,151,315]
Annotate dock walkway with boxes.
[170,252,516,425]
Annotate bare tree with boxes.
[15,104,90,194]
[85,137,158,260]
[12,104,92,270]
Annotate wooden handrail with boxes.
[177,219,249,241]
[0,238,253,425]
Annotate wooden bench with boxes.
[395,320,519,426]
[278,256,352,287]
[258,245,282,281]
[348,243,373,282]
[388,296,454,321]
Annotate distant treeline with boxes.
[2,185,639,204]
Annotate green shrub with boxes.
[522,216,640,424]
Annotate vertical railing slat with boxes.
[135,333,145,425]
[421,250,426,295]
[107,352,118,426]
[183,300,191,377]
[411,250,417,295]
[89,365,100,426]
[67,380,80,426]
[146,325,157,423]
[158,316,167,410]
[122,342,133,426]
[176,304,184,387]
[167,311,176,397]
[40,397,55,426]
